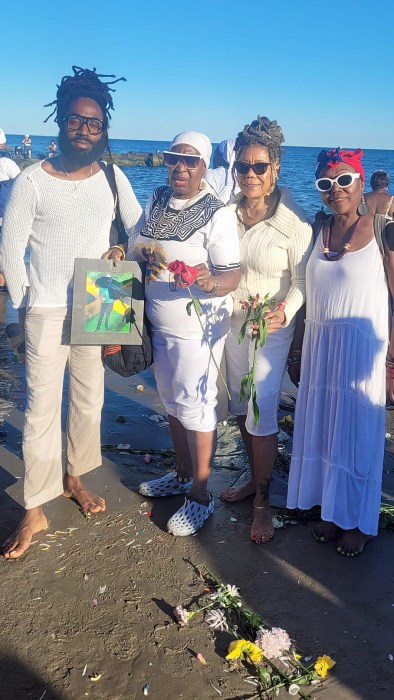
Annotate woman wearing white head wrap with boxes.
[133,130,241,536]
[205,138,240,204]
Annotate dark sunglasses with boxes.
[63,113,104,135]
[315,172,360,192]
[163,151,203,169]
[234,160,270,175]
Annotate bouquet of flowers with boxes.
[173,567,336,699]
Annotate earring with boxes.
[198,180,206,191]
[357,193,369,216]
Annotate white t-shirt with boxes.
[133,185,240,340]
[0,155,20,182]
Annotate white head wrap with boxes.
[169,131,212,169]
[0,129,6,145]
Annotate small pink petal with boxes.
[144,454,151,463]
[196,653,207,665]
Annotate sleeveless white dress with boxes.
[287,233,388,535]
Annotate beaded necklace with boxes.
[322,215,361,261]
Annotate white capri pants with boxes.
[152,329,226,432]
[225,321,294,436]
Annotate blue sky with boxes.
[2,0,393,148]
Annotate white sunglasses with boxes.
[315,172,361,192]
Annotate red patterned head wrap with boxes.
[315,147,364,181]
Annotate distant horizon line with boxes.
[3,134,393,152]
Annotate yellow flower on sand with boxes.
[314,655,336,679]
[226,639,263,664]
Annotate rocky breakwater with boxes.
[15,152,164,171]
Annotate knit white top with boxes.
[0,161,143,309]
[229,186,313,328]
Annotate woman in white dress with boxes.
[133,131,240,536]
[287,148,393,556]
[220,116,313,544]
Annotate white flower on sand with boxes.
[205,609,229,632]
[255,627,292,659]
[174,605,190,626]
[210,583,241,607]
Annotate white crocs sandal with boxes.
[138,470,192,497]
[167,494,214,536]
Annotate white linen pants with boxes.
[23,307,104,509]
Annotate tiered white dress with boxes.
[287,234,388,535]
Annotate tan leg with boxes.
[3,507,48,559]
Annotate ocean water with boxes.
[5,134,394,214]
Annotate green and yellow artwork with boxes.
[84,271,133,334]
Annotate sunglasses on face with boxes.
[234,160,270,175]
[315,172,361,192]
[63,114,104,135]
[163,151,203,169]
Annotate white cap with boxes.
[169,131,212,168]
[0,129,6,145]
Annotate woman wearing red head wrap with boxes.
[287,147,393,556]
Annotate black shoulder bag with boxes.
[100,161,152,376]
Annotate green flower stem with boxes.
[187,288,231,400]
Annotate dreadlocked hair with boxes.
[43,66,126,130]
[234,115,284,165]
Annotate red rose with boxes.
[168,260,198,288]
[167,260,185,275]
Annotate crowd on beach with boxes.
[0,66,393,564]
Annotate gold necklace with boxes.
[244,189,279,223]
[59,157,93,194]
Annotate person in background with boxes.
[220,116,313,544]
[48,139,57,158]
[205,138,239,203]
[135,131,240,536]
[22,134,32,159]
[287,148,392,557]
[0,66,142,559]
[365,170,394,218]
[0,129,21,289]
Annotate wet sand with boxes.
[0,292,393,700]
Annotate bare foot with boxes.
[221,478,256,502]
[3,507,48,559]
[336,529,373,557]
[250,505,274,544]
[312,520,341,543]
[63,474,105,513]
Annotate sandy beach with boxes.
[0,292,393,700]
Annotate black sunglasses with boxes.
[234,160,270,175]
[63,113,104,135]
[163,151,203,170]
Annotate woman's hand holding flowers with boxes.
[194,262,215,292]
[264,301,286,333]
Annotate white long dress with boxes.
[287,234,388,535]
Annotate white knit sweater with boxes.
[0,161,143,308]
[229,186,313,328]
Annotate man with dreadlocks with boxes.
[0,67,142,558]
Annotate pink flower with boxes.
[255,627,292,659]
[174,605,191,626]
[240,300,250,310]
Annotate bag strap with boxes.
[312,208,330,242]
[99,161,128,248]
[373,213,387,259]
